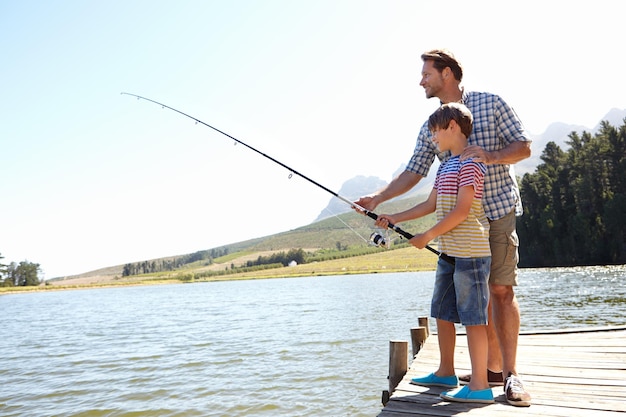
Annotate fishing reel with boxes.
[369,231,391,249]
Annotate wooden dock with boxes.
[378,325,626,416]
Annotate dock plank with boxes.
[378,327,626,416]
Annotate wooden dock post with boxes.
[410,326,428,357]
[418,316,430,337]
[411,317,429,357]
[383,340,408,405]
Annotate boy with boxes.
[375,102,493,403]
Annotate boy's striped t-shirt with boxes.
[434,156,491,258]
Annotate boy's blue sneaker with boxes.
[410,372,458,388]
[440,385,495,404]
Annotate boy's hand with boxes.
[375,214,395,229]
[409,233,430,249]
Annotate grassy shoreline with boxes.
[1,247,439,294]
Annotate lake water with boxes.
[1,265,624,416]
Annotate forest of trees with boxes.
[121,248,228,276]
[0,253,41,287]
[243,248,307,268]
[518,120,626,267]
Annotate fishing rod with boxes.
[121,92,454,265]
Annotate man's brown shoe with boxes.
[505,373,531,407]
[458,369,504,386]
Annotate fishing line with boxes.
[121,92,454,265]
[322,206,371,245]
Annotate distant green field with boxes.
[187,245,439,281]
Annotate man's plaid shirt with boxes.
[406,90,532,221]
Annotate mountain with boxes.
[53,194,436,283]
[313,175,388,222]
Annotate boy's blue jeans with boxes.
[431,256,491,326]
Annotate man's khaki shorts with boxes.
[488,210,519,286]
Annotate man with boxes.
[355,49,532,407]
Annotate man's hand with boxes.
[462,141,531,165]
[353,195,379,212]
[461,145,493,164]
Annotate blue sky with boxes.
[2,1,624,278]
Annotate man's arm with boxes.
[462,140,531,165]
[375,187,437,228]
[354,170,423,211]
